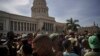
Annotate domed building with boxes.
[0,0,64,34]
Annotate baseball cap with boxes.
[88,35,100,49]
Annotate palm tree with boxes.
[66,18,80,32]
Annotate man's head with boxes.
[7,31,15,40]
[27,33,33,39]
[49,33,62,52]
[82,39,89,49]
[32,35,53,55]
[62,40,72,51]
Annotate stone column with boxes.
[30,23,32,31]
[31,23,32,31]
[30,23,31,31]
[27,23,29,31]
[35,24,36,31]
[50,24,51,32]
[31,24,32,31]
[23,23,24,31]
[13,21,14,31]
[53,23,56,32]
[16,22,18,31]
[5,19,10,32]
[22,22,24,31]
[34,24,35,31]
[21,22,22,31]
[27,23,29,34]
[46,23,47,31]
[22,22,23,31]
[32,24,33,31]
[44,23,46,31]
[52,24,53,32]
[26,23,27,31]
[14,21,17,31]
[48,23,50,32]
[18,22,19,31]
[28,23,30,31]
[24,23,26,31]
[48,23,50,31]
[32,24,34,32]
[45,23,47,31]
[46,23,48,31]
[20,22,21,31]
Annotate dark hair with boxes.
[33,35,51,43]
[84,30,88,33]
[22,36,33,54]
[32,35,53,56]
[22,43,33,54]
[27,33,33,38]
[62,40,71,49]
[7,31,15,40]
[51,35,59,41]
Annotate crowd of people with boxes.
[0,30,100,56]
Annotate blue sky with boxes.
[0,0,100,27]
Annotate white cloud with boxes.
[0,0,31,15]
[11,0,30,6]
[0,4,22,15]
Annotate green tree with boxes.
[66,18,80,32]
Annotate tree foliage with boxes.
[66,18,80,32]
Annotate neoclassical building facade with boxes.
[0,0,65,34]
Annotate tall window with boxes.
[24,23,26,31]
[21,22,23,31]
[48,23,50,31]
[32,24,34,31]
[14,22,17,31]
[45,23,47,31]
[30,23,32,31]
[18,22,20,31]
[0,22,3,30]
[51,24,53,31]
[10,21,13,31]
[44,22,46,31]
[34,24,36,31]
[27,23,29,31]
